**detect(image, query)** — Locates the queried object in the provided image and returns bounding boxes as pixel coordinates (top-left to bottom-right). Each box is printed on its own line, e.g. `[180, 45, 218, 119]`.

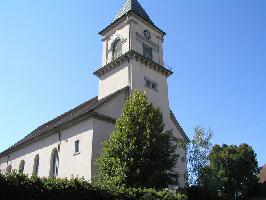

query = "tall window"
[6, 165, 12, 173]
[19, 160, 25, 173]
[143, 44, 152, 60]
[50, 148, 59, 178]
[32, 154, 39, 176]
[112, 39, 122, 60]
[75, 140, 80, 154]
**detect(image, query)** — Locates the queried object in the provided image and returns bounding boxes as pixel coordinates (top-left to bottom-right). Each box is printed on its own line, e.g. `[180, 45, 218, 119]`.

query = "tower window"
[144, 77, 158, 91]
[143, 44, 153, 60]
[74, 140, 80, 154]
[112, 39, 122, 60]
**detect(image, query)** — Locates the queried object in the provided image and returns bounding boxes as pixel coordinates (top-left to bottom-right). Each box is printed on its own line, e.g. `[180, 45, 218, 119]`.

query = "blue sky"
[0, 0, 265, 166]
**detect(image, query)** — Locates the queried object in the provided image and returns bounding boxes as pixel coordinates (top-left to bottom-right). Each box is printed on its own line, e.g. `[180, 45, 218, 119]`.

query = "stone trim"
[93, 50, 173, 78]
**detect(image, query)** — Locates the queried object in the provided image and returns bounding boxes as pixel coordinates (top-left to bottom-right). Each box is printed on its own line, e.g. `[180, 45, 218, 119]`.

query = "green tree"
[202, 144, 259, 200]
[96, 90, 179, 189]
[187, 127, 213, 185]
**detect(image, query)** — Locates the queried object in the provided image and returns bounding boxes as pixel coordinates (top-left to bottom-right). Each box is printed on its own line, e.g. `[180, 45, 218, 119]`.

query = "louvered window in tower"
[143, 44, 152, 60]
[112, 39, 122, 60]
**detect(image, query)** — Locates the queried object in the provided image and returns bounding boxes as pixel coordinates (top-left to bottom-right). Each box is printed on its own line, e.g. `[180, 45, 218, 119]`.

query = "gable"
[95, 88, 129, 119]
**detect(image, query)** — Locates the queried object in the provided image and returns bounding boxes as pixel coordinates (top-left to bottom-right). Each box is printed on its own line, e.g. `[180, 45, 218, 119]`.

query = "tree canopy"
[201, 144, 259, 200]
[187, 127, 213, 185]
[96, 90, 179, 189]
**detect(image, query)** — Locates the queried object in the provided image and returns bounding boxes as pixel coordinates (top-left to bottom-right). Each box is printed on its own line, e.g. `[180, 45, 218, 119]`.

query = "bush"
[179, 186, 220, 200]
[247, 182, 266, 199]
[96, 91, 179, 188]
[0, 172, 187, 200]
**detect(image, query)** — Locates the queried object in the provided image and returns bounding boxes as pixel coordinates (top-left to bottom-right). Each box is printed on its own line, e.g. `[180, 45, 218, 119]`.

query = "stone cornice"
[93, 50, 173, 78]
[99, 11, 166, 37]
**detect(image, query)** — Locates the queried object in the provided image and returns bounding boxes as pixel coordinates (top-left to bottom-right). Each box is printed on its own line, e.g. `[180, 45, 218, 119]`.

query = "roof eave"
[93, 50, 173, 78]
[99, 11, 166, 37]
[0, 87, 130, 157]
[170, 110, 190, 142]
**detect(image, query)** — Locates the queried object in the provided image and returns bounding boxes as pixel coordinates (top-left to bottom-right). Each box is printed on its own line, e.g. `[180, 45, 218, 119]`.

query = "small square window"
[74, 140, 80, 154]
[151, 83, 157, 90]
[145, 79, 151, 88]
[144, 77, 158, 92]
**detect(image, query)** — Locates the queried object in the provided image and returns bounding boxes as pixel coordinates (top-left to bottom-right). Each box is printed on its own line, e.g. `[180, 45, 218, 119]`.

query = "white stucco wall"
[96, 89, 128, 119]
[0, 118, 94, 180]
[98, 61, 130, 100]
[170, 118, 188, 188]
[101, 18, 130, 66]
[130, 59, 171, 129]
[130, 16, 164, 66]
[91, 118, 115, 180]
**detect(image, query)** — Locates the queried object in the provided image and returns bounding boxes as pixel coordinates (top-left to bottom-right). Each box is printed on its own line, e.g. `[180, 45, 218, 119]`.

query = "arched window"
[6, 165, 12, 173]
[112, 39, 122, 60]
[19, 160, 25, 173]
[32, 154, 39, 176]
[49, 148, 59, 178]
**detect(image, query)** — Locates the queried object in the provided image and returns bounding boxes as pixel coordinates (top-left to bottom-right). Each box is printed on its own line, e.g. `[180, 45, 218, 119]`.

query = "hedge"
[0, 172, 187, 200]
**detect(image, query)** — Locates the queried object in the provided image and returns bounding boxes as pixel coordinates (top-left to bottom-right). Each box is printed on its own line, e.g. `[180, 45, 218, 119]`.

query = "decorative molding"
[107, 38, 127, 54]
[93, 50, 173, 78]
[136, 32, 159, 52]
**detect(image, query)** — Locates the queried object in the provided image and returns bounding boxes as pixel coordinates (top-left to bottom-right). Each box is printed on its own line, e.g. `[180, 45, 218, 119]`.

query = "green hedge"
[0, 173, 187, 200]
[247, 183, 266, 199]
[179, 186, 221, 200]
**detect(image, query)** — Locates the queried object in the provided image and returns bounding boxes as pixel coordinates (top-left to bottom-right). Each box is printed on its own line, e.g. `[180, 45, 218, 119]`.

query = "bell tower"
[94, 0, 173, 129]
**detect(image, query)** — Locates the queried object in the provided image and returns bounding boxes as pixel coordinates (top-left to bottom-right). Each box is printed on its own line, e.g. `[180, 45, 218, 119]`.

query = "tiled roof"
[170, 110, 190, 142]
[114, 0, 154, 25]
[0, 87, 129, 157]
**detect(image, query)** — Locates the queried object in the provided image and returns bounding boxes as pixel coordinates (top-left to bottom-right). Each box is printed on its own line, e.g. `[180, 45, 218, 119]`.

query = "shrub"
[247, 182, 266, 199]
[0, 172, 187, 200]
[179, 186, 220, 200]
[96, 91, 179, 188]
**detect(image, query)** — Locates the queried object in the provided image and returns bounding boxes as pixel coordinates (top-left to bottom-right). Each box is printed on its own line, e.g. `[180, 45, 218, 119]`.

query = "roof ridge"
[114, 0, 154, 25]
[32, 97, 98, 134]
[0, 87, 129, 156]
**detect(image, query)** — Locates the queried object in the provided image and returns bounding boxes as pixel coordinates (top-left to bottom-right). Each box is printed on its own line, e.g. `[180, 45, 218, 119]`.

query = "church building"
[0, 0, 189, 187]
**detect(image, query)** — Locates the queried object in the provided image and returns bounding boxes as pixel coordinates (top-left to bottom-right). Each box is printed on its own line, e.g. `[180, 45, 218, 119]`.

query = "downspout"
[57, 130, 61, 152]
[57, 130, 61, 177]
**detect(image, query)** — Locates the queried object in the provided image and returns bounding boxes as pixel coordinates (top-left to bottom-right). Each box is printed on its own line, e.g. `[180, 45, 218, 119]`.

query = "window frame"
[19, 160, 25, 173]
[112, 38, 122, 60]
[74, 140, 80, 154]
[50, 148, 59, 178]
[143, 44, 153, 61]
[32, 154, 40, 176]
[144, 77, 158, 92]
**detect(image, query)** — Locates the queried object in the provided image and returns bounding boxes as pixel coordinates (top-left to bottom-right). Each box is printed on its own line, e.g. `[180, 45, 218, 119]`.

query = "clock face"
[143, 30, 151, 40]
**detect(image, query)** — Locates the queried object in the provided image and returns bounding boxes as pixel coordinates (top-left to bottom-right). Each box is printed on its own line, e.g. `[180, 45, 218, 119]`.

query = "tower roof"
[114, 0, 154, 25]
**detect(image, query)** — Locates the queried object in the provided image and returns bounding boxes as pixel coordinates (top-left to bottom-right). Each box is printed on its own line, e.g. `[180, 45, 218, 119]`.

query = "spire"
[114, 0, 154, 25]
